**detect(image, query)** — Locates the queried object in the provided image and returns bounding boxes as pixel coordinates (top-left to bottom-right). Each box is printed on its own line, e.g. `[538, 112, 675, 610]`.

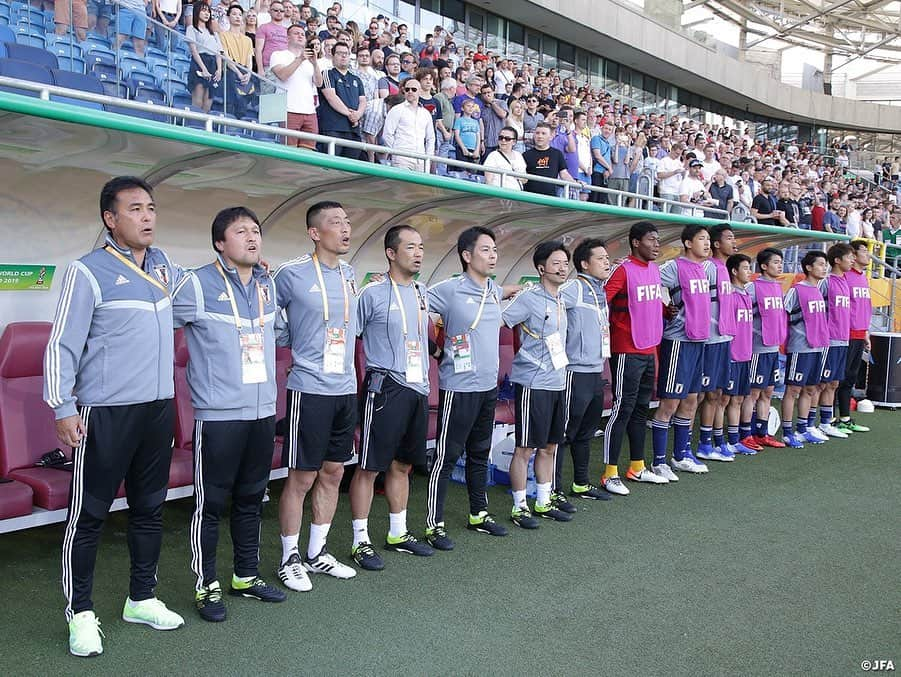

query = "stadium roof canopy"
[684, 0, 901, 65]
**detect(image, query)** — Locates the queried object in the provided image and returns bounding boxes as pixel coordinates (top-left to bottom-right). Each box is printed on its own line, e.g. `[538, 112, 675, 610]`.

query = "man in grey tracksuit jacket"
[172, 206, 285, 621]
[43, 176, 185, 657]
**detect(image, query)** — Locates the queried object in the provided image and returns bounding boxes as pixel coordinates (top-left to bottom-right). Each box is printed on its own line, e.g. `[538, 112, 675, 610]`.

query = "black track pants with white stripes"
[555, 370, 606, 490]
[426, 388, 497, 529]
[62, 399, 174, 621]
[603, 353, 656, 468]
[190, 417, 275, 590]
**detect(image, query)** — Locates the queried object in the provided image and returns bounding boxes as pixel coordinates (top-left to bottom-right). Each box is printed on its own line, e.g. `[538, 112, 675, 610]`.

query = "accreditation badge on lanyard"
[216, 262, 268, 385]
[323, 327, 347, 374]
[393, 278, 425, 384]
[544, 294, 568, 370]
[450, 333, 472, 373]
[405, 340, 424, 383]
[240, 332, 267, 384]
[314, 254, 350, 375]
[581, 276, 611, 359]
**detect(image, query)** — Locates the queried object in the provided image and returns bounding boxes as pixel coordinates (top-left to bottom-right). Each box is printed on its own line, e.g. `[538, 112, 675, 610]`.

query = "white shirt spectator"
[493, 67, 514, 95]
[679, 175, 707, 217]
[383, 100, 436, 170]
[657, 155, 683, 195]
[269, 50, 318, 114]
[701, 159, 721, 182]
[846, 208, 862, 238]
[484, 148, 526, 190]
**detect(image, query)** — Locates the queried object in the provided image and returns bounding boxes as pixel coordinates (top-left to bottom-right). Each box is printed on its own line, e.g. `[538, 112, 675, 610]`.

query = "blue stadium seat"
[5, 42, 57, 69]
[119, 55, 147, 77]
[145, 46, 167, 60]
[0, 42, 5, 58]
[104, 102, 168, 123]
[0, 57, 52, 96]
[133, 85, 166, 106]
[181, 106, 207, 129]
[14, 15, 43, 31]
[0, 24, 13, 44]
[49, 39, 83, 59]
[99, 79, 127, 98]
[55, 55, 85, 73]
[90, 61, 117, 81]
[0, 6, 10, 25]
[82, 34, 111, 51]
[172, 55, 191, 75]
[13, 31, 44, 48]
[159, 77, 188, 99]
[84, 47, 115, 67]
[126, 70, 155, 95]
[143, 54, 168, 76]
[170, 91, 193, 110]
[49, 68, 103, 109]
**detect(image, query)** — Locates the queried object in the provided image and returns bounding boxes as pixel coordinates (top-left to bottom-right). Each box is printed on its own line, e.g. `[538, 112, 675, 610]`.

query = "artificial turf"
[1, 410, 898, 676]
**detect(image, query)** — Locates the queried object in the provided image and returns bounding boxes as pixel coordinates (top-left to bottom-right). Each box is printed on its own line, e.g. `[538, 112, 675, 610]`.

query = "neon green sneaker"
[68, 610, 104, 657]
[121, 597, 185, 630]
[836, 419, 870, 433]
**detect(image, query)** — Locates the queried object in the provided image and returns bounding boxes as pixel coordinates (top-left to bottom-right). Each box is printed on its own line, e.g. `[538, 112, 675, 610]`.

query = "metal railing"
[0, 76, 734, 217]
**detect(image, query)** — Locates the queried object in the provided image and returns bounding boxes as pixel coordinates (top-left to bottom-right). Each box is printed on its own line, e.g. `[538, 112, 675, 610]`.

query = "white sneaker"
[68, 610, 104, 657]
[670, 456, 709, 474]
[818, 423, 848, 439]
[277, 552, 313, 592]
[806, 426, 829, 442]
[626, 467, 668, 484]
[602, 476, 630, 496]
[121, 597, 185, 630]
[303, 548, 357, 579]
[651, 463, 679, 482]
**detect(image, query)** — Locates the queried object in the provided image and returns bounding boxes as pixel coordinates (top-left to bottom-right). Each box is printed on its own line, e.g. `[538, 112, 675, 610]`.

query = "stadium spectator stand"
[0, 0, 897, 242]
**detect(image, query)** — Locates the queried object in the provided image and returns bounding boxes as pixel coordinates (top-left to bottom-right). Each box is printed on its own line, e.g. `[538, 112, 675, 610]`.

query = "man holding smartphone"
[270, 24, 324, 150]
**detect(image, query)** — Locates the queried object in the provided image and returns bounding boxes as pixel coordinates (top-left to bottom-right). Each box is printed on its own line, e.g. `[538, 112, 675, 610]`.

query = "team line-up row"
[42, 176, 875, 657]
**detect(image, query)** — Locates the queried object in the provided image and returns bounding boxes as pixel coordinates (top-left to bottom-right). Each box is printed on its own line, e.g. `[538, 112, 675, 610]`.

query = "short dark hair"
[100, 175, 154, 229]
[306, 200, 343, 229]
[680, 224, 708, 248]
[533, 240, 570, 270]
[534, 121, 553, 132]
[827, 242, 854, 266]
[628, 221, 658, 251]
[726, 253, 752, 279]
[573, 237, 606, 274]
[227, 3, 243, 14]
[499, 125, 518, 140]
[849, 239, 869, 253]
[709, 223, 733, 247]
[212, 206, 261, 251]
[756, 247, 783, 268]
[801, 250, 827, 274]
[385, 224, 419, 253]
[331, 42, 350, 55]
[457, 226, 495, 271]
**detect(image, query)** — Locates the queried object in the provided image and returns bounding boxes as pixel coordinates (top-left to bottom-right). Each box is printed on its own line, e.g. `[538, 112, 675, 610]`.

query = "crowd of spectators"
[170, 0, 901, 261]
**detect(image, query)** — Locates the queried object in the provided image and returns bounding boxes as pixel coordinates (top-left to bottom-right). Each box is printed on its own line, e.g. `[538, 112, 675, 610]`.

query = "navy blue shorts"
[749, 351, 781, 389]
[786, 351, 823, 387]
[724, 361, 751, 396]
[657, 338, 704, 399]
[700, 341, 731, 392]
[819, 345, 848, 383]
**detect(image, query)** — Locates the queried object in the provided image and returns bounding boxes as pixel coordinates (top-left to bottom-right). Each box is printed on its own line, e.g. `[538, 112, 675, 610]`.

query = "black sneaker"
[385, 532, 434, 556]
[195, 582, 226, 622]
[351, 542, 385, 571]
[510, 506, 539, 529]
[550, 489, 577, 513]
[467, 512, 508, 536]
[424, 525, 455, 551]
[533, 502, 573, 522]
[229, 576, 287, 603]
[570, 483, 611, 501]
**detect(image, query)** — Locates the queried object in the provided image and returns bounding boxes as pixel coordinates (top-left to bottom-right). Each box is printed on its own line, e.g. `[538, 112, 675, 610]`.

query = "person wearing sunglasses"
[254, 0, 291, 80]
[483, 126, 526, 191]
[383, 79, 435, 172]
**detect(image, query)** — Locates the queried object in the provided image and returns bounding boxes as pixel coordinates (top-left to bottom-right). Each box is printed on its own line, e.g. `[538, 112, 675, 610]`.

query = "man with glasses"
[317, 42, 367, 159]
[523, 96, 544, 150]
[271, 23, 323, 150]
[399, 55, 417, 82]
[255, 1, 290, 82]
[452, 76, 484, 119]
[383, 78, 435, 172]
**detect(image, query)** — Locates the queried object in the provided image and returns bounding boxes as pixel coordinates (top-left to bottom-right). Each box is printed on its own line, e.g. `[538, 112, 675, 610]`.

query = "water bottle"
[525, 455, 537, 499]
[451, 454, 467, 484]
